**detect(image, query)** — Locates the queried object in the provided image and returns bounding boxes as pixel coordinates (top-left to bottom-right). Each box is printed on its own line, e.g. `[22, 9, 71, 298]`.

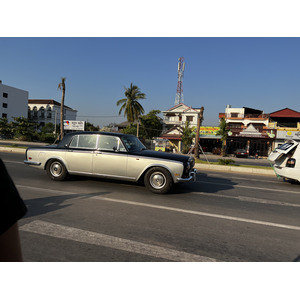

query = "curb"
[195, 163, 274, 176]
[0, 147, 26, 153]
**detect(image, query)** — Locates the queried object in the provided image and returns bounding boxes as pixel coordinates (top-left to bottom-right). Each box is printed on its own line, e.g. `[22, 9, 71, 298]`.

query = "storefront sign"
[199, 126, 219, 135]
[276, 130, 300, 140]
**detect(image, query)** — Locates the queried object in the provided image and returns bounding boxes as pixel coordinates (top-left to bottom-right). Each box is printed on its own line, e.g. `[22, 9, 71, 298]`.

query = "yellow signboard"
[199, 126, 219, 135]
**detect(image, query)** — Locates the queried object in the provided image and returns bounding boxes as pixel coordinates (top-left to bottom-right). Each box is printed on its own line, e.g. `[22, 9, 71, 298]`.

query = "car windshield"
[121, 135, 147, 151]
[277, 142, 295, 151]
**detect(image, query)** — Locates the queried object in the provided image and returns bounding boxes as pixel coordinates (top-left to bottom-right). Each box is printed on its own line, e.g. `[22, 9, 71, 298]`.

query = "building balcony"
[226, 113, 269, 120]
[163, 118, 183, 126]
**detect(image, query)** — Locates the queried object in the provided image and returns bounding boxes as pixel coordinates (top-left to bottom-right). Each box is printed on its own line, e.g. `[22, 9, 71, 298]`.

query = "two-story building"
[219, 105, 275, 156]
[162, 103, 201, 130]
[268, 108, 300, 148]
[160, 104, 203, 152]
[28, 99, 77, 128]
[0, 80, 28, 121]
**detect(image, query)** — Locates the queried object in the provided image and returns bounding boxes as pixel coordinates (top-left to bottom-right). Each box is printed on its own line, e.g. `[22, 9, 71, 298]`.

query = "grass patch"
[0, 144, 27, 149]
[195, 159, 272, 170]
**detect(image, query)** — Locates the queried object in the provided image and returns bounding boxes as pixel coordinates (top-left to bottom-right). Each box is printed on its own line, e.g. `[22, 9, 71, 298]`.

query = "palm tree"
[117, 83, 146, 137]
[216, 117, 229, 156]
[58, 77, 66, 140]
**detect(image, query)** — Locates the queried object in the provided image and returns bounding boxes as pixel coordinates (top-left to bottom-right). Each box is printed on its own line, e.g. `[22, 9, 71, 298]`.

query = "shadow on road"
[292, 255, 300, 262]
[24, 191, 111, 218]
[171, 171, 237, 195]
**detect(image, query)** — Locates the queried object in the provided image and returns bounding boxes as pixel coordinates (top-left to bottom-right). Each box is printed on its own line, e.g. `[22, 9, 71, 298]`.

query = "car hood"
[129, 149, 191, 164]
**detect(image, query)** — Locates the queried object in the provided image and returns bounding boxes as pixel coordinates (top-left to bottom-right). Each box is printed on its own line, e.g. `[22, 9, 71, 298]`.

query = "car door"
[268, 140, 299, 163]
[92, 135, 129, 179]
[65, 134, 98, 174]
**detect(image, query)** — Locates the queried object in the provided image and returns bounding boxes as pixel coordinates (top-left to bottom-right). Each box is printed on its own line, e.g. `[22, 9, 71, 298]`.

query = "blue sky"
[1, 37, 300, 127]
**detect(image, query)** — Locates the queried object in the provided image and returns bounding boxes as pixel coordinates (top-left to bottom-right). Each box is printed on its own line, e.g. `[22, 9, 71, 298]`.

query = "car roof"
[57, 131, 135, 147]
[64, 131, 133, 137]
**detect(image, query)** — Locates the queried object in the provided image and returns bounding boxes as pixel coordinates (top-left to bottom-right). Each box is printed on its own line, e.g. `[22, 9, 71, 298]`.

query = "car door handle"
[94, 151, 102, 154]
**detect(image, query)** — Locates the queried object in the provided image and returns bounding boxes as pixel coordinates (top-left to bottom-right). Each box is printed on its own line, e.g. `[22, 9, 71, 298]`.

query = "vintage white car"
[268, 139, 300, 182]
[24, 132, 196, 194]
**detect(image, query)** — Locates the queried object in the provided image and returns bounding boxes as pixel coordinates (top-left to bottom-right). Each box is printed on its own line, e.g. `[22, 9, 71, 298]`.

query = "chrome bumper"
[177, 168, 197, 183]
[24, 160, 41, 166]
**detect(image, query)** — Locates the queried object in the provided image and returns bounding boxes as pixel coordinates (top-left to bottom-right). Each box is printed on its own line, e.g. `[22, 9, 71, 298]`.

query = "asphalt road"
[2, 152, 300, 262]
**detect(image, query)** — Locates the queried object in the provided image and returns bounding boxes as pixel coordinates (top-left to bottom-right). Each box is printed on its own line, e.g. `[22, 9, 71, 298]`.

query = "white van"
[268, 140, 300, 182]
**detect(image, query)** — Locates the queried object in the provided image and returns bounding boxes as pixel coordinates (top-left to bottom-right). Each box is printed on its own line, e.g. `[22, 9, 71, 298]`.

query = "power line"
[77, 115, 123, 118]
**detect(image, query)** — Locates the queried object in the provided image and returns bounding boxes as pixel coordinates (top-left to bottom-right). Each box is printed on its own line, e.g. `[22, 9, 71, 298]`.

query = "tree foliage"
[120, 110, 163, 139]
[216, 117, 229, 156]
[85, 122, 100, 131]
[116, 83, 146, 127]
[180, 121, 195, 154]
[121, 124, 139, 135]
[0, 118, 13, 138]
[11, 117, 37, 141]
[140, 110, 162, 139]
[38, 122, 56, 143]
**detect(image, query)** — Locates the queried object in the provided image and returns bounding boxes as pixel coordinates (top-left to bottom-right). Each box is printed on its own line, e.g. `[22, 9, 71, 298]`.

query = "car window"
[98, 136, 126, 152]
[69, 135, 97, 149]
[121, 135, 146, 151]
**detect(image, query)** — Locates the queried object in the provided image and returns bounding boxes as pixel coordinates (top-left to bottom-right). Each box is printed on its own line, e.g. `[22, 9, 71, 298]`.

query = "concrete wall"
[0, 82, 28, 122]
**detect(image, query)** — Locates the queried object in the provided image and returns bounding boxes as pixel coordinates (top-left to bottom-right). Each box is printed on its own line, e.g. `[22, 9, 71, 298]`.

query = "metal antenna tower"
[175, 57, 185, 105]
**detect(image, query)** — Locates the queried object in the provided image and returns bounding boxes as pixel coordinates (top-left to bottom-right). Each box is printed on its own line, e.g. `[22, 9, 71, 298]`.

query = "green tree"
[216, 117, 229, 156]
[121, 124, 139, 136]
[116, 83, 146, 137]
[0, 118, 13, 138]
[85, 122, 100, 131]
[180, 121, 195, 154]
[39, 122, 56, 143]
[58, 77, 66, 140]
[11, 117, 37, 141]
[140, 110, 163, 139]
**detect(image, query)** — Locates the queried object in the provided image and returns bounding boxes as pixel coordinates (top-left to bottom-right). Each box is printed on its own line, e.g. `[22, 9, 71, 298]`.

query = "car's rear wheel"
[144, 167, 173, 194]
[46, 159, 68, 181]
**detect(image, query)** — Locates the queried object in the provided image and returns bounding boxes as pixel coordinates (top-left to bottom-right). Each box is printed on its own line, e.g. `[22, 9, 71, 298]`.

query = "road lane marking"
[191, 192, 300, 208]
[196, 180, 300, 194]
[20, 220, 217, 262]
[17, 185, 300, 231]
[203, 175, 279, 184]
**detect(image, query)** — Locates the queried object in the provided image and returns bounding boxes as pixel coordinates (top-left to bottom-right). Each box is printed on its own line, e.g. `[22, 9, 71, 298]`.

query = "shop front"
[227, 125, 276, 157]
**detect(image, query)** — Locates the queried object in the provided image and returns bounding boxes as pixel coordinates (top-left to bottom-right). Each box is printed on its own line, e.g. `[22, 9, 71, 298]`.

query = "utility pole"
[194, 106, 204, 160]
[58, 77, 66, 140]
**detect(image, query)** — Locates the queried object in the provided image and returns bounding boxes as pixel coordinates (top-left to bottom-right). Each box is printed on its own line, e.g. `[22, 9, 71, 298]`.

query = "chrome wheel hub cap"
[150, 172, 166, 189]
[51, 162, 62, 177]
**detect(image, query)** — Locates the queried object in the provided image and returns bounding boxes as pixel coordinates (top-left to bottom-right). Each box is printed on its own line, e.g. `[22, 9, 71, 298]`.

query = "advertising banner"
[276, 130, 300, 140]
[199, 126, 219, 135]
[64, 120, 85, 131]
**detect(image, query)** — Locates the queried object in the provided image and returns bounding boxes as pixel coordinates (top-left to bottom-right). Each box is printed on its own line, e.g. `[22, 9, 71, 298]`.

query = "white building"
[162, 103, 202, 130]
[0, 80, 28, 121]
[224, 105, 269, 127]
[28, 99, 77, 126]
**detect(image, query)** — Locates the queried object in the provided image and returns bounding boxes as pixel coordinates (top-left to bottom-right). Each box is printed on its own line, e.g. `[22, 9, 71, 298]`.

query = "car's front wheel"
[46, 159, 68, 181]
[144, 167, 173, 194]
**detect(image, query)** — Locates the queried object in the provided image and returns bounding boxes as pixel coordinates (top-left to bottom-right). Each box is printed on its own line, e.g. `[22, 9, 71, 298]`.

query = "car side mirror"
[64, 144, 69, 148]
[113, 146, 118, 152]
